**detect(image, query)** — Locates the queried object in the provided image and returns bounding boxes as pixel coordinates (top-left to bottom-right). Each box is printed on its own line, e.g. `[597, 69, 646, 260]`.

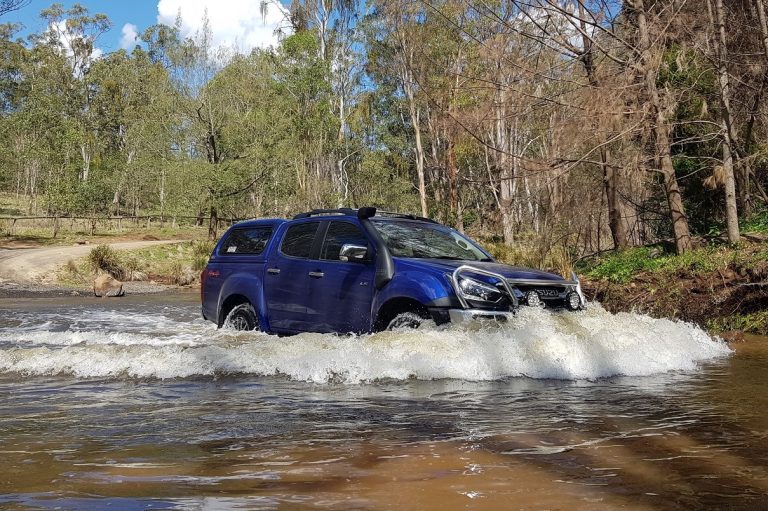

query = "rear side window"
[220, 227, 273, 255]
[280, 222, 319, 259]
[321, 221, 368, 261]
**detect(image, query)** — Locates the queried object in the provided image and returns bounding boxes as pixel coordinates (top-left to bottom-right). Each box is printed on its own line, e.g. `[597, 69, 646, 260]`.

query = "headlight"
[457, 276, 503, 303]
[571, 272, 586, 309]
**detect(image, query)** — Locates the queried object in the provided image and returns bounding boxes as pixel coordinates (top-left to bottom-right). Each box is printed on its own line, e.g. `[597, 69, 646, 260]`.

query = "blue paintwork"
[201, 213, 573, 334]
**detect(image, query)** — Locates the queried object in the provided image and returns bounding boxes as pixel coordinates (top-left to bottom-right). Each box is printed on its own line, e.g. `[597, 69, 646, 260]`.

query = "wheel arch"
[216, 273, 266, 328]
[218, 294, 252, 327]
[374, 297, 429, 332]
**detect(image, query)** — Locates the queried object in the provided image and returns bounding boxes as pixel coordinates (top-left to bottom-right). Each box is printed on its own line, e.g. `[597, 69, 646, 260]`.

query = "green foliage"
[581, 245, 768, 284]
[581, 248, 660, 283]
[191, 240, 214, 271]
[3, 0, 768, 268]
[741, 209, 768, 233]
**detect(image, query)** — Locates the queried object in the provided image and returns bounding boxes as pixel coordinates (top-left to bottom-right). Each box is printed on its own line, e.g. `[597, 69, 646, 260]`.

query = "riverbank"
[0, 239, 196, 298]
[3, 230, 766, 336]
[580, 240, 768, 336]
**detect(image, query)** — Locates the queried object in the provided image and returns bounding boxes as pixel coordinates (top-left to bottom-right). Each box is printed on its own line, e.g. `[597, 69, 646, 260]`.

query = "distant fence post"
[52, 216, 60, 238]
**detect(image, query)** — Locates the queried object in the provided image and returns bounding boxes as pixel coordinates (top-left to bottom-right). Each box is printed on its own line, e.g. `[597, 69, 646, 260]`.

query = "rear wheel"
[223, 303, 259, 331]
[387, 312, 427, 331]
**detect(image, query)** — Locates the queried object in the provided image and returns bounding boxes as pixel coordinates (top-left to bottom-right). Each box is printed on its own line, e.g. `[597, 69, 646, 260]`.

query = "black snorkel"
[357, 207, 395, 290]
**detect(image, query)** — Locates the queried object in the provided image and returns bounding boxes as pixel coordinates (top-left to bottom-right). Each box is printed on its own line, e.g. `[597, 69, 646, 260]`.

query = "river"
[0, 294, 766, 510]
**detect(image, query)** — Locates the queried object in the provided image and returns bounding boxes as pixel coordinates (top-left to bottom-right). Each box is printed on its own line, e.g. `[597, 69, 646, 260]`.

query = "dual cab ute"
[201, 207, 585, 334]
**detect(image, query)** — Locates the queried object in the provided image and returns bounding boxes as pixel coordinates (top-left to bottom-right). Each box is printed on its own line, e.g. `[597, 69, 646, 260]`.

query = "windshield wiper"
[431, 256, 465, 260]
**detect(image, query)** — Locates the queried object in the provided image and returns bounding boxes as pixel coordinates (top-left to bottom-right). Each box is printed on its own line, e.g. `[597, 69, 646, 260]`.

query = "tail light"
[200, 266, 208, 302]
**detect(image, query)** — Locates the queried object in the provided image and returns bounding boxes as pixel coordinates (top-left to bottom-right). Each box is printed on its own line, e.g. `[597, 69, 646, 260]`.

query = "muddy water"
[0, 294, 766, 510]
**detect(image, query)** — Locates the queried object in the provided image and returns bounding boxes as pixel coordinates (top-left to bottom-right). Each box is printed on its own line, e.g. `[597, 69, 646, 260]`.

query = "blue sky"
[5, 0, 290, 53]
[8, 1, 157, 51]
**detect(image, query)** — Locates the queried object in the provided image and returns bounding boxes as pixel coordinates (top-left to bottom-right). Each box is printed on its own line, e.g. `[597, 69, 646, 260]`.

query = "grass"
[485, 241, 574, 278]
[0, 192, 212, 246]
[114, 240, 214, 283]
[0, 223, 210, 246]
[707, 311, 768, 336]
[741, 208, 768, 234]
[579, 244, 768, 284]
[0, 192, 29, 216]
[59, 240, 215, 286]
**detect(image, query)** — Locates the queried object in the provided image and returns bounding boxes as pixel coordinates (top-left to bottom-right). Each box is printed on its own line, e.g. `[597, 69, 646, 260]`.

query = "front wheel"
[223, 303, 259, 331]
[387, 312, 427, 331]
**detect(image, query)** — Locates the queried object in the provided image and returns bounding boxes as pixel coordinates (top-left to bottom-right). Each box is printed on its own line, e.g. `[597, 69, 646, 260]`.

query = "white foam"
[0, 305, 731, 383]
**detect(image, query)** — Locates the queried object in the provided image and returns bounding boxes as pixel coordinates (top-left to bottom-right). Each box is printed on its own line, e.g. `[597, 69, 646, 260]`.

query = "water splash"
[0, 305, 730, 383]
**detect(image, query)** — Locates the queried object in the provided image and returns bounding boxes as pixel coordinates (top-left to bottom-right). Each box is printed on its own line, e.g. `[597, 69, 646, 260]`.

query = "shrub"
[88, 244, 126, 280]
[169, 261, 184, 284]
[191, 240, 214, 272]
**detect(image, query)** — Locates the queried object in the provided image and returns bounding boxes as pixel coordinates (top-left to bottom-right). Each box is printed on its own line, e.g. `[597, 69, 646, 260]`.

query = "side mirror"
[339, 244, 368, 262]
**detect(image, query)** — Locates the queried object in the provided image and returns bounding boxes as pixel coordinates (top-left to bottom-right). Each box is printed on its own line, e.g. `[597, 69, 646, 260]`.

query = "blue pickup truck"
[201, 207, 585, 334]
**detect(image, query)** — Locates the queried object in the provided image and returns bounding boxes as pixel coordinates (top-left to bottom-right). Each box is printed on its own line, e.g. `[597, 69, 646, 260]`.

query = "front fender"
[372, 270, 458, 316]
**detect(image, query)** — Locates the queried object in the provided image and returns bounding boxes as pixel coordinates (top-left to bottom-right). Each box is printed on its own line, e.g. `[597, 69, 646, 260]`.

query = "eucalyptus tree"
[88, 48, 179, 216]
[367, 0, 432, 218]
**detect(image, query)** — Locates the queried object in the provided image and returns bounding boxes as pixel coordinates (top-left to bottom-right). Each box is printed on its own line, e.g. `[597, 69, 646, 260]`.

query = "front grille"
[513, 284, 569, 300]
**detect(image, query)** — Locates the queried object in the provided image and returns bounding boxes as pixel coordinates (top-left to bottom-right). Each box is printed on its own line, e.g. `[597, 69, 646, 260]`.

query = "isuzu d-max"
[201, 207, 585, 333]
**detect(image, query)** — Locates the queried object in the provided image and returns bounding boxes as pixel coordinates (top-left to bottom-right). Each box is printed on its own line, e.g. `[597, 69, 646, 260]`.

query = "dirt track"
[0, 240, 184, 285]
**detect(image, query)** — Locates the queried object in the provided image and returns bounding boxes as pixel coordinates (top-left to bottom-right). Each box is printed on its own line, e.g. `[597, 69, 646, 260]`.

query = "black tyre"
[386, 312, 427, 331]
[223, 303, 259, 331]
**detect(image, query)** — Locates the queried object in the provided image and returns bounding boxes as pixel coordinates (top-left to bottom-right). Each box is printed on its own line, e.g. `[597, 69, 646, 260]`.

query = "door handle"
[267, 268, 281, 275]
[308, 271, 325, 278]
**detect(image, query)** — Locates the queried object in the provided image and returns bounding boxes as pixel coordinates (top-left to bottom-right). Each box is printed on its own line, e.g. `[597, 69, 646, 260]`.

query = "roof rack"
[292, 207, 438, 223]
[292, 208, 357, 219]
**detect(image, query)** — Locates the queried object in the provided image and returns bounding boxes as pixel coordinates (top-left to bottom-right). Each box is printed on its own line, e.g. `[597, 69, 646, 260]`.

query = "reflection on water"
[0, 294, 766, 510]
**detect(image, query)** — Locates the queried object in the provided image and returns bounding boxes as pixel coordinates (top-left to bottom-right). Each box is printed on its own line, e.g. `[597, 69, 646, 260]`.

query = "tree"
[0, 0, 29, 18]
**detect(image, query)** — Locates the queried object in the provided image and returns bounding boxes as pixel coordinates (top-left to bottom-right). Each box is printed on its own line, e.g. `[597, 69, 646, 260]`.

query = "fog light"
[566, 291, 581, 311]
[525, 291, 543, 307]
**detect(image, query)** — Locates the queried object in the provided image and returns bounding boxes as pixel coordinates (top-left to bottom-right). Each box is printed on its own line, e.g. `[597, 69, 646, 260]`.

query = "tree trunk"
[603, 149, 628, 249]
[80, 144, 90, 182]
[634, 0, 692, 253]
[495, 72, 515, 244]
[446, 137, 459, 228]
[396, 33, 429, 218]
[413, 109, 428, 218]
[208, 206, 218, 240]
[578, 1, 627, 249]
[712, 0, 740, 242]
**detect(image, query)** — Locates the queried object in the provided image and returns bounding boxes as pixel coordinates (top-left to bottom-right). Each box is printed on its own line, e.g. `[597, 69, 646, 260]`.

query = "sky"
[5, 0, 290, 54]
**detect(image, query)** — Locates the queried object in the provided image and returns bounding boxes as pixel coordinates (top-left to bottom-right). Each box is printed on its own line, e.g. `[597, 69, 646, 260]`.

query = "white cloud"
[120, 23, 139, 50]
[156, 0, 291, 54]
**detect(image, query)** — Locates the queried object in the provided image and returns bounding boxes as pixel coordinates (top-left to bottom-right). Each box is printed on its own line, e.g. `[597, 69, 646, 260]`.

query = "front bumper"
[448, 308, 514, 324]
[445, 265, 586, 323]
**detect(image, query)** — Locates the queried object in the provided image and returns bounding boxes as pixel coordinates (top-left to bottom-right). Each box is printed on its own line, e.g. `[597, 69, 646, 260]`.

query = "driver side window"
[321, 221, 369, 261]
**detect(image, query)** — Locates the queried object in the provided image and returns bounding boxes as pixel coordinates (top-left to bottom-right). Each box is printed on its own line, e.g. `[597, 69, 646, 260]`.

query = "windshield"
[372, 220, 491, 261]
